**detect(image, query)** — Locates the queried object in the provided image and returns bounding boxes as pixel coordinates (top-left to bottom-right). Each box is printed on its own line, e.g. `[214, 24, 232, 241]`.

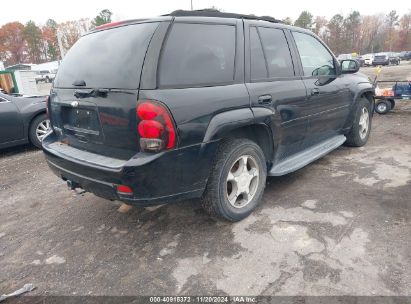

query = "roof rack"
[165, 9, 282, 23]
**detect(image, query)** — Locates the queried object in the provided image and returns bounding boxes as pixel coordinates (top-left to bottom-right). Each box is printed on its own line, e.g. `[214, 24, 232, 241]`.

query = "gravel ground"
[0, 63, 410, 297]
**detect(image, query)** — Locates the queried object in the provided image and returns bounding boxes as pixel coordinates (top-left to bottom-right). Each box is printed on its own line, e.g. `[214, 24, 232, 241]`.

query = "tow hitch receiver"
[66, 180, 78, 190]
[66, 180, 86, 195]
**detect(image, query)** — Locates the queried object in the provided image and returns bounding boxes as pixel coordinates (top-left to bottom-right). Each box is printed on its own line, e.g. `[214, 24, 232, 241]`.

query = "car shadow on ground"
[103, 168, 305, 227]
[0, 144, 38, 158]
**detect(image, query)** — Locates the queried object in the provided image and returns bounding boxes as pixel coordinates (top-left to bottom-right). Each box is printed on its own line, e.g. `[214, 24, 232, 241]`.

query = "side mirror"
[341, 59, 360, 74]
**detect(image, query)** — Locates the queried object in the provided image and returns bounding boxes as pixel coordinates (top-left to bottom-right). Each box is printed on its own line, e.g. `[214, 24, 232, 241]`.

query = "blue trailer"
[374, 80, 411, 114]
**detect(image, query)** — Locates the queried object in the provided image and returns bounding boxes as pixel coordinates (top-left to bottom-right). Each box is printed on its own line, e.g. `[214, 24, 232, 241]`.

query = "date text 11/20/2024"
[149, 296, 257, 303]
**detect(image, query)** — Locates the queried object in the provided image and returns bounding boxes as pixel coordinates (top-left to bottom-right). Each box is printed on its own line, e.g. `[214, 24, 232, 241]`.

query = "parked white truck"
[35, 70, 57, 84]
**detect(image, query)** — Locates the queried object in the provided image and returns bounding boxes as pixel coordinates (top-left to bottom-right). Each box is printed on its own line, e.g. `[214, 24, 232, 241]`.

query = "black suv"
[372, 53, 400, 66]
[43, 10, 374, 221]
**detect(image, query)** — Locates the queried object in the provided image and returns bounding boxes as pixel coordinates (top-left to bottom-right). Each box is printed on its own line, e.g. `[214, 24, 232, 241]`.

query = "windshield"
[54, 22, 159, 89]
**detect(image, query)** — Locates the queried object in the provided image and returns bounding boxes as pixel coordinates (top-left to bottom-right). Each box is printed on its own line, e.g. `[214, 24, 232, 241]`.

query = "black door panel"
[245, 23, 309, 163]
[291, 31, 351, 145]
[247, 80, 308, 161]
[303, 76, 350, 144]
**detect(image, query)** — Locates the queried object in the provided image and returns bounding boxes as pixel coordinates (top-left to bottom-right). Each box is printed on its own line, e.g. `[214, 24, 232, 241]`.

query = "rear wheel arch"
[202, 108, 275, 167]
[28, 111, 48, 147]
[28, 110, 47, 130]
[214, 124, 274, 167]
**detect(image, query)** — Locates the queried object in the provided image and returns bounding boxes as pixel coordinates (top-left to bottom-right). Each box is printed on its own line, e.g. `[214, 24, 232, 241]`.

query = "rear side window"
[159, 23, 236, 87]
[258, 27, 294, 78]
[54, 22, 159, 89]
[250, 27, 268, 80]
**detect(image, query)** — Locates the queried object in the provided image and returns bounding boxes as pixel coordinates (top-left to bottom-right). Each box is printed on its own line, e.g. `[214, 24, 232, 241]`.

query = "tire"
[29, 114, 50, 148]
[345, 98, 372, 147]
[375, 100, 391, 115]
[201, 138, 267, 222]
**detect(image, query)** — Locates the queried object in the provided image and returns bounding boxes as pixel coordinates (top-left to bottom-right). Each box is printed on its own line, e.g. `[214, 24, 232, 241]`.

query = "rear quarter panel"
[139, 84, 251, 147]
[12, 96, 47, 137]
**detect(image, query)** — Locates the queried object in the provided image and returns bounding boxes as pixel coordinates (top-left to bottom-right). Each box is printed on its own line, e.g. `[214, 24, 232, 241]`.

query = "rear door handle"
[258, 94, 272, 105]
[311, 88, 320, 96]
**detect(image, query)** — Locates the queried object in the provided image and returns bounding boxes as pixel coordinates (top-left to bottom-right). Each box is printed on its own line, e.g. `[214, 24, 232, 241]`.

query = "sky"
[1, 0, 410, 26]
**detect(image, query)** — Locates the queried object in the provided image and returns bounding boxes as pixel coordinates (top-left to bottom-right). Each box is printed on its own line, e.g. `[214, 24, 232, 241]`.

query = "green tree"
[385, 10, 399, 51]
[294, 11, 313, 29]
[327, 14, 344, 54]
[343, 11, 361, 52]
[23, 21, 43, 63]
[91, 9, 113, 27]
[282, 17, 293, 25]
[42, 19, 59, 61]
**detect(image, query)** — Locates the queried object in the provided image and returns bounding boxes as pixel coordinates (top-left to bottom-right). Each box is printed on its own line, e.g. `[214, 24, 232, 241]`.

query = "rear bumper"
[42, 132, 218, 206]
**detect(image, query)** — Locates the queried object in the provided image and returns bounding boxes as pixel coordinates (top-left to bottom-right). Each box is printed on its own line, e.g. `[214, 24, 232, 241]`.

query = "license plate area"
[61, 107, 102, 142]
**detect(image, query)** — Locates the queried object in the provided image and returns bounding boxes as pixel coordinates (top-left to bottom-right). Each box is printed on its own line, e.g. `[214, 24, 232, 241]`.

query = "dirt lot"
[1, 63, 411, 297]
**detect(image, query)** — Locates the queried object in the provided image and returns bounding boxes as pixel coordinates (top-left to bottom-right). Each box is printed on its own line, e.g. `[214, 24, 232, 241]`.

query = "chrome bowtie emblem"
[71, 101, 79, 108]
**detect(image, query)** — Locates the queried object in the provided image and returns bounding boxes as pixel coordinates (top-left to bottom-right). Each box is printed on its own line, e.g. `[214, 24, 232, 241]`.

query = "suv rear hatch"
[50, 21, 160, 159]
[374, 55, 387, 61]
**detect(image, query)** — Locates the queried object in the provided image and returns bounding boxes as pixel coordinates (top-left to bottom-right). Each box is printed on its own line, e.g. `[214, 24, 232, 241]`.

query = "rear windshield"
[54, 22, 159, 89]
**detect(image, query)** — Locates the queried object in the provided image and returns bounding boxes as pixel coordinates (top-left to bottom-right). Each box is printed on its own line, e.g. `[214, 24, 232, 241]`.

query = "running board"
[269, 135, 346, 176]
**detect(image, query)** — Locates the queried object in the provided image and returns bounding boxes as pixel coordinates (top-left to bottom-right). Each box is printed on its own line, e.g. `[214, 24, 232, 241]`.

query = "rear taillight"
[45, 96, 50, 118]
[136, 100, 176, 152]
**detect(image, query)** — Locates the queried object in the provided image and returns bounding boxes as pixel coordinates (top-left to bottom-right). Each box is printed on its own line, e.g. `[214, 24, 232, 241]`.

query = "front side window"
[292, 32, 336, 77]
[159, 23, 236, 87]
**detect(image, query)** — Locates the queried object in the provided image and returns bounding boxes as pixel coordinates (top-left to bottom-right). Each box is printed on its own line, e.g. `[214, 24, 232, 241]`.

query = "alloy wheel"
[36, 119, 51, 142]
[226, 155, 260, 208]
[358, 107, 369, 139]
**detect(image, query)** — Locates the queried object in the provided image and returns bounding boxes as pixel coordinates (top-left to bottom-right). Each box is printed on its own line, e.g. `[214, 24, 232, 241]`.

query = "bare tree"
[313, 16, 328, 40]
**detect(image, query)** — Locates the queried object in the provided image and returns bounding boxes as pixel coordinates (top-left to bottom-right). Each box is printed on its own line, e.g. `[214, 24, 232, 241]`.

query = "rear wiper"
[72, 80, 86, 86]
